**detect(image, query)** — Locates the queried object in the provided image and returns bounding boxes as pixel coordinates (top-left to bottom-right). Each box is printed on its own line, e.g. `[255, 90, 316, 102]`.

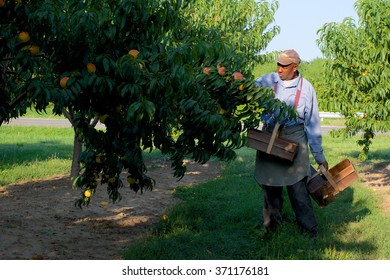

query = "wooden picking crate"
[307, 159, 359, 207]
[246, 127, 298, 162]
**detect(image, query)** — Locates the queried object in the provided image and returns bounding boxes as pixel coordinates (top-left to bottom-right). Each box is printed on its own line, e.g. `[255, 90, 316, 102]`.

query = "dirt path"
[358, 161, 390, 215]
[0, 159, 221, 260]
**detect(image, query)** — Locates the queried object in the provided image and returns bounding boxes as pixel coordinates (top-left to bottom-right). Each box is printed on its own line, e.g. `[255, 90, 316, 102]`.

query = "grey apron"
[254, 124, 311, 186]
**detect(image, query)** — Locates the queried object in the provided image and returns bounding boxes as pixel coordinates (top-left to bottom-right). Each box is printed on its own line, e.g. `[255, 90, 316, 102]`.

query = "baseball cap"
[275, 49, 301, 65]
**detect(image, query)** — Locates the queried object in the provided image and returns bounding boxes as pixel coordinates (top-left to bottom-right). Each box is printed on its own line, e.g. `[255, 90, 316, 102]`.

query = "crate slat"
[247, 129, 298, 162]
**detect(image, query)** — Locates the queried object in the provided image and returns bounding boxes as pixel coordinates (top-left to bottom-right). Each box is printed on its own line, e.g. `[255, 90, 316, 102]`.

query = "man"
[255, 49, 328, 237]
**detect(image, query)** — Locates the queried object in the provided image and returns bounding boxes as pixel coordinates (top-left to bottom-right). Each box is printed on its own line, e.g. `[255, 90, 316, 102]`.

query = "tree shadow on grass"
[0, 142, 73, 185]
[0, 142, 73, 167]
[313, 187, 375, 257]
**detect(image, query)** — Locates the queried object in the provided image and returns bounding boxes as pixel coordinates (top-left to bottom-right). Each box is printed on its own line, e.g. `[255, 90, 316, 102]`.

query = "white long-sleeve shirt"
[255, 71, 326, 164]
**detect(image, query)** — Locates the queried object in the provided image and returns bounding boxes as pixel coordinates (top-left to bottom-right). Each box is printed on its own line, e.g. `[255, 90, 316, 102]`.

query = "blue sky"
[265, 0, 358, 61]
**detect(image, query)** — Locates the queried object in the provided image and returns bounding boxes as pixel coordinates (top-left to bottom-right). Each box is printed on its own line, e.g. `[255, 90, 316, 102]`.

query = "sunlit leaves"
[180, 0, 280, 71]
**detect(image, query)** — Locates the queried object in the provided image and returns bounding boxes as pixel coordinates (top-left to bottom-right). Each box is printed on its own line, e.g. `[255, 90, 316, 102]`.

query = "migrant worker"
[254, 49, 328, 238]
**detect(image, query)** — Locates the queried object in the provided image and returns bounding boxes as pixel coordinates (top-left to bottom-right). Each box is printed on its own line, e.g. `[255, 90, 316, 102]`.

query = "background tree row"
[317, 0, 390, 160]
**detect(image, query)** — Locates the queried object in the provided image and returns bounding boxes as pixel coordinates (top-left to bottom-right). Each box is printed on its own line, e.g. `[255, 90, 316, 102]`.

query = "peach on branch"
[87, 63, 96, 73]
[60, 77, 69, 88]
[128, 49, 139, 59]
[28, 45, 39, 55]
[203, 67, 211, 75]
[19, 31, 30, 43]
[84, 190, 92, 198]
[218, 67, 226, 76]
[232, 72, 243, 80]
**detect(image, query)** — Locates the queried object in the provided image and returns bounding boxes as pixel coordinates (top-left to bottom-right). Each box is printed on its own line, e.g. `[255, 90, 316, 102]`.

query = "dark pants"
[262, 178, 318, 234]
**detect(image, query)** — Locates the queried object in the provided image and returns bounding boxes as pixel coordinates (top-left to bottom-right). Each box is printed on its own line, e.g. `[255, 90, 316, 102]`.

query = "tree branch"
[62, 108, 74, 126]
[1, 56, 16, 61]
[0, 91, 28, 126]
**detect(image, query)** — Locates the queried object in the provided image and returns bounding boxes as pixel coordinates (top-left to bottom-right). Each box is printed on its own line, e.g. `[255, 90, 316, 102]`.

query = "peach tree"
[317, 0, 390, 160]
[0, 0, 293, 206]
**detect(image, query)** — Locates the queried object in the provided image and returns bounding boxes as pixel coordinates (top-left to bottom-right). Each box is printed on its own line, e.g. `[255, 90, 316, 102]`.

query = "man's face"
[277, 63, 298, 81]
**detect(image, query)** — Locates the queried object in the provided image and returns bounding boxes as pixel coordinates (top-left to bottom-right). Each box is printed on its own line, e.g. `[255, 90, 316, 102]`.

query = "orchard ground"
[0, 159, 221, 260]
[0, 158, 389, 260]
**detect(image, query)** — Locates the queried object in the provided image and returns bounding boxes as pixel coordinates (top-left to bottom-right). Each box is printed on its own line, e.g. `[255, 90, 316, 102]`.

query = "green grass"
[320, 118, 345, 126]
[0, 126, 74, 185]
[122, 134, 390, 260]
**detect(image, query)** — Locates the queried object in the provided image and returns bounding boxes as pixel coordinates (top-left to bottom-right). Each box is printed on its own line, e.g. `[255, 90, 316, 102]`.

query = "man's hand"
[319, 161, 329, 170]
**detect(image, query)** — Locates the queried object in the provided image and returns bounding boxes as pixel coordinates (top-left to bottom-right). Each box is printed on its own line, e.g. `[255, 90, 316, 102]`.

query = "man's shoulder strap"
[273, 77, 303, 109]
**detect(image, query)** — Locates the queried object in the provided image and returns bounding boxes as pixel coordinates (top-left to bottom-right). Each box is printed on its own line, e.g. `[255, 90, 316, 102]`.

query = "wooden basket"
[307, 159, 359, 207]
[246, 124, 298, 162]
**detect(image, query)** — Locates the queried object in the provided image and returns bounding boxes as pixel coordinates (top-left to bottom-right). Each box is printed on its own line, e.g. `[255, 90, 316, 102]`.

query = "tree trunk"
[62, 108, 99, 178]
[71, 135, 82, 178]
[62, 108, 82, 178]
